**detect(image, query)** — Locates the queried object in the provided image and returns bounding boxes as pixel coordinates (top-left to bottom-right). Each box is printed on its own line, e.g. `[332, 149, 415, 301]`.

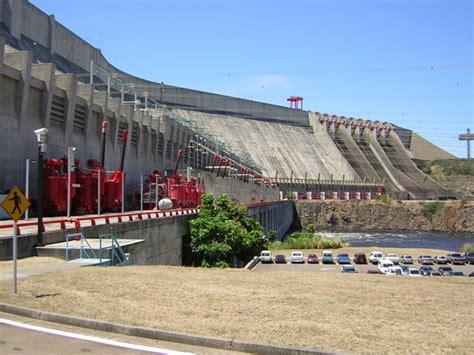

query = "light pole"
[67, 147, 76, 218]
[24, 158, 37, 220]
[34, 128, 48, 246]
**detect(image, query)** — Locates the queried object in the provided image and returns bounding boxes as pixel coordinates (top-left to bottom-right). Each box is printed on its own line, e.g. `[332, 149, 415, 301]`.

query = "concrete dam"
[0, 0, 455, 203]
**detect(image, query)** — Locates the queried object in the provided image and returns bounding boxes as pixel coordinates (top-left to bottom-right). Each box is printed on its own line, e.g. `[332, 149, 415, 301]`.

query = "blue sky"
[32, 0, 473, 157]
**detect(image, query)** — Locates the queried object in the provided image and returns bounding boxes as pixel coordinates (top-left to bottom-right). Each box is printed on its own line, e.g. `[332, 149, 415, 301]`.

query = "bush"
[460, 243, 474, 254]
[268, 225, 350, 250]
[190, 194, 269, 268]
[376, 194, 392, 204]
[420, 202, 444, 217]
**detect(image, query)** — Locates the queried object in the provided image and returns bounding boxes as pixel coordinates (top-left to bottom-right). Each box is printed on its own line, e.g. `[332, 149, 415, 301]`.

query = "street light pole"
[67, 147, 76, 218]
[34, 128, 48, 246]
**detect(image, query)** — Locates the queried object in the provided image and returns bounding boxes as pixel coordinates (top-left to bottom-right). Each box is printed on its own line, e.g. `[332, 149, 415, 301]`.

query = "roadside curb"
[0, 303, 333, 354]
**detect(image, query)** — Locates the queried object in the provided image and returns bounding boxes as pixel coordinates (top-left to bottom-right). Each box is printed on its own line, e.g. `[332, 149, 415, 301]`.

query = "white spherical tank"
[158, 198, 173, 210]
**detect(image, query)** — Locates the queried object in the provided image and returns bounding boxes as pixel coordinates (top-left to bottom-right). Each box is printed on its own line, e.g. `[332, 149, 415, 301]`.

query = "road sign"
[1, 186, 31, 222]
[459, 134, 474, 141]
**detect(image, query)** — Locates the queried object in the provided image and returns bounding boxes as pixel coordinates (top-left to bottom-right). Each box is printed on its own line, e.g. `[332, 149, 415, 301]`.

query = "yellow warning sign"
[1, 186, 31, 222]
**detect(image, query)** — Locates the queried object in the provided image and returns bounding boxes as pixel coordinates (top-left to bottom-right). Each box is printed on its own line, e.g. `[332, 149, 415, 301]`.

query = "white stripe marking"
[0, 318, 193, 354]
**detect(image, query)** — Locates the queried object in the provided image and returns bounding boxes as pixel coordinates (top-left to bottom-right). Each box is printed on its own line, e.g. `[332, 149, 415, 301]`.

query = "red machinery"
[103, 130, 128, 212]
[43, 158, 76, 215]
[142, 150, 205, 210]
[74, 159, 106, 214]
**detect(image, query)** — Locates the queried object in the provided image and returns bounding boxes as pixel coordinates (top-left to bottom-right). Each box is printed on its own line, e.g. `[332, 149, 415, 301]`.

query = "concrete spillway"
[173, 109, 358, 180]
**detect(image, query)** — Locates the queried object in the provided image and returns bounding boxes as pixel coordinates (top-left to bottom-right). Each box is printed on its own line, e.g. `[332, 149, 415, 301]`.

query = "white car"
[386, 253, 400, 265]
[260, 250, 273, 263]
[369, 251, 384, 265]
[401, 255, 414, 264]
[407, 268, 421, 277]
[386, 266, 403, 276]
[290, 251, 305, 264]
[378, 260, 394, 274]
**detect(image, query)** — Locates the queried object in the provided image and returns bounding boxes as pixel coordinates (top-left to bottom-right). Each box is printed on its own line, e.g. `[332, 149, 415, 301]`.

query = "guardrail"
[0, 208, 199, 236]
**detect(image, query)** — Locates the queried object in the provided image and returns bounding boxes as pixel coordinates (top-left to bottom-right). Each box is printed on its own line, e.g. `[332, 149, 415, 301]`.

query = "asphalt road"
[0, 313, 244, 355]
[254, 260, 474, 275]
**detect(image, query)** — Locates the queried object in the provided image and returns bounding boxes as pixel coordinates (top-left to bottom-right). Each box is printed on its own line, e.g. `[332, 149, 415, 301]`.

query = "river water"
[318, 231, 474, 251]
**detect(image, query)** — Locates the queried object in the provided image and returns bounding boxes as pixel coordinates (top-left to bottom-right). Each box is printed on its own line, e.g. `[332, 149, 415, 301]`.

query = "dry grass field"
[0, 257, 64, 273]
[0, 260, 473, 353]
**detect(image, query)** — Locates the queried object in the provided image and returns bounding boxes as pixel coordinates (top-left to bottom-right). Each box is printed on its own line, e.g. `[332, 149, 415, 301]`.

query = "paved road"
[0, 313, 244, 355]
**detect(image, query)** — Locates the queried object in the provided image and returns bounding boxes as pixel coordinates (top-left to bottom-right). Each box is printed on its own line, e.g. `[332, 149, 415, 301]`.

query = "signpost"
[1, 186, 31, 294]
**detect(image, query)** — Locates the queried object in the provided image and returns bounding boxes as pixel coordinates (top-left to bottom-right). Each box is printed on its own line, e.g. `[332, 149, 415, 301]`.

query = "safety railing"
[0, 208, 199, 236]
[98, 233, 130, 266]
[65, 232, 98, 261]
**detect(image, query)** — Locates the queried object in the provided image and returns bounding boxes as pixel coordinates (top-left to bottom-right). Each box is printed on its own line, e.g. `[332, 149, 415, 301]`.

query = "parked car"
[430, 271, 442, 277]
[407, 268, 421, 277]
[468, 271, 474, 277]
[274, 254, 287, 264]
[465, 252, 474, 265]
[419, 266, 434, 276]
[434, 255, 448, 264]
[321, 250, 334, 264]
[401, 255, 413, 264]
[369, 251, 384, 265]
[447, 252, 466, 265]
[438, 266, 453, 276]
[400, 265, 410, 275]
[341, 265, 357, 273]
[418, 255, 434, 265]
[336, 253, 351, 264]
[386, 266, 403, 275]
[378, 260, 394, 274]
[290, 251, 305, 264]
[307, 254, 319, 264]
[260, 250, 273, 263]
[386, 253, 400, 265]
[451, 271, 465, 277]
[367, 269, 380, 274]
[353, 252, 367, 264]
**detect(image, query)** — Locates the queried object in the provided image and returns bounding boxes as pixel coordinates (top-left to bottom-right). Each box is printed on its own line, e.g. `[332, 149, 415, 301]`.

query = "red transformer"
[104, 171, 125, 212]
[43, 158, 77, 215]
[74, 159, 106, 214]
[167, 174, 204, 208]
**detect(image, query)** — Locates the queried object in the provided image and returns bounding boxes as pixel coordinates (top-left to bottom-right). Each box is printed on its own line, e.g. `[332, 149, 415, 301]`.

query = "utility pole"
[459, 128, 473, 159]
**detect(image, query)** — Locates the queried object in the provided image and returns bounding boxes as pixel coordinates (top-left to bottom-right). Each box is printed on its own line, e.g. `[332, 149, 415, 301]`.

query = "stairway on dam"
[172, 109, 357, 180]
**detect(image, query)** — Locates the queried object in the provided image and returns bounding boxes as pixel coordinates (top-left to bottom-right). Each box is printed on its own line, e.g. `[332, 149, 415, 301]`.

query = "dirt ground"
[0, 258, 472, 353]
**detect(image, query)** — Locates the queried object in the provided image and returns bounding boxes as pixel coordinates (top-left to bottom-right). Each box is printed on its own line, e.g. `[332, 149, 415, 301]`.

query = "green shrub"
[269, 224, 350, 250]
[376, 194, 392, 204]
[420, 202, 444, 216]
[190, 194, 268, 268]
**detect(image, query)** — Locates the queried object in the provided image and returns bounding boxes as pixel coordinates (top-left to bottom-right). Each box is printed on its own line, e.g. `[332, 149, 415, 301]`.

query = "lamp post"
[34, 128, 48, 246]
[67, 147, 76, 218]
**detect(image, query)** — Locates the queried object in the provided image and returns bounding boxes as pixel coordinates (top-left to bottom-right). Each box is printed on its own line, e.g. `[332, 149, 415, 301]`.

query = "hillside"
[422, 159, 474, 199]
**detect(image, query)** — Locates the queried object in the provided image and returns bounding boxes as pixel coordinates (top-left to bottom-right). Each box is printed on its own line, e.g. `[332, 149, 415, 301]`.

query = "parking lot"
[253, 251, 474, 276]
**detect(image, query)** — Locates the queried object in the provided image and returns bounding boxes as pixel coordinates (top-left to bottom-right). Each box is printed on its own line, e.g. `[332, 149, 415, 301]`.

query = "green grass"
[420, 201, 444, 216]
[270, 224, 349, 250]
[461, 243, 474, 254]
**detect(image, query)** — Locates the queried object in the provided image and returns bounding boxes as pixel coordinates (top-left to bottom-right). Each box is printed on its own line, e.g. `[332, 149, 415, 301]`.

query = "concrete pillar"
[48, 14, 56, 54]
[1, 0, 23, 40]
[31, 63, 56, 127]
[55, 74, 78, 146]
[0, 36, 5, 76]
[77, 83, 94, 141]
[4, 51, 32, 128]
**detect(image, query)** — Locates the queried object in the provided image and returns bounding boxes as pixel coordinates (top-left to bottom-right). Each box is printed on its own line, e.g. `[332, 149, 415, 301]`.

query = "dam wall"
[0, 0, 309, 126]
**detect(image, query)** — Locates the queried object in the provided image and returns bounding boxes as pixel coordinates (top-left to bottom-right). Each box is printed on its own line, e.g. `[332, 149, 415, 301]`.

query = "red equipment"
[43, 158, 76, 215]
[74, 159, 106, 214]
[103, 130, 128, 212]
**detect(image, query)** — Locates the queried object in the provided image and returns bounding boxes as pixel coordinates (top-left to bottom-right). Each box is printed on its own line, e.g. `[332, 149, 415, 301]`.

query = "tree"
[190, 194, 269, 267]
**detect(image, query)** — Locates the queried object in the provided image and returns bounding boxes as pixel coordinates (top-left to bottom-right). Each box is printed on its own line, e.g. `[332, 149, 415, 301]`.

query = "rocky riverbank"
[295, 200, 474, 233]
